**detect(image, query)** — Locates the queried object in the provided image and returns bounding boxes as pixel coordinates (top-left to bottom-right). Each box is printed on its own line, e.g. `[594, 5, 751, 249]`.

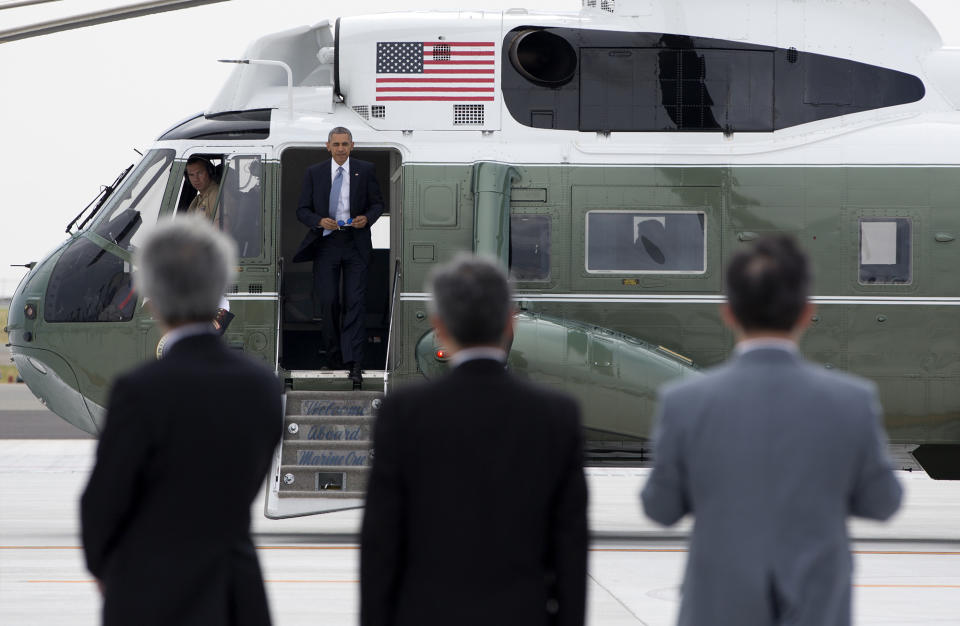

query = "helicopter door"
[142, 152, 276, 369]
[217, 153, 276, 368]
[278, 147, 399, 373]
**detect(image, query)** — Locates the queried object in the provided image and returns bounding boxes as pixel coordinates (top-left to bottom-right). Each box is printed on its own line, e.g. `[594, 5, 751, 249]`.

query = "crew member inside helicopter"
[184, 155, 221, 221]
[180, 155, 232, 335]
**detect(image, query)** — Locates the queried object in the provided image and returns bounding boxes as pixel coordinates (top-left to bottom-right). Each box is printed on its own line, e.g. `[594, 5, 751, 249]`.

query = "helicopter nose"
[6, 253, 101, 435]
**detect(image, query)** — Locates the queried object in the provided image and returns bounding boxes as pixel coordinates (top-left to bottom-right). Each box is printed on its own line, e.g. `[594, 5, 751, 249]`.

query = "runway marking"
[855, 584, 960, 589]
[256, 546, 359, 550]
[264, 579, 359, 583]
[590, 548, 960, 555]
[27, 580, 94, 583]
[25, 579, 359, 584]
[0, 546, 82, 549]
[6, 546, 960, 556]
[23, 580, 958, 589]
[0, 546, 359, 551]
[855, 550, 960, 555]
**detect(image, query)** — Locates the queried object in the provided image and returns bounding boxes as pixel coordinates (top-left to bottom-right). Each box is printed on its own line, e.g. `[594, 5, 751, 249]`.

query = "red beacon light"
[435, 348, 450, 361]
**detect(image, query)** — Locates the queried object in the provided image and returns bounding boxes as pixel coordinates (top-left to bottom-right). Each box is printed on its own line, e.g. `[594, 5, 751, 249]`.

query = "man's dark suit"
[81, 333, 282, 626]
[294, 158, 384, 367]
[360, 358, 588, 626]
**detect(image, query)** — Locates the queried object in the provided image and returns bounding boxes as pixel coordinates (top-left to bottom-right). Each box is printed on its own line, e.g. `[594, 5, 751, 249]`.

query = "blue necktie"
[325, 166, 343, 236]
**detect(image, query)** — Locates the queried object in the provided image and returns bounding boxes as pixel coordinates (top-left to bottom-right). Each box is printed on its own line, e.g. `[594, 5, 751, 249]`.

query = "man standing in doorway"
[293, 127, 384, 386]
[641, 235, 902, 626]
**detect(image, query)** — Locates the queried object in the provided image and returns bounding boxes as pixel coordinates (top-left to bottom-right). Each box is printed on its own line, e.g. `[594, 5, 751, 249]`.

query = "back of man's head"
[725, 235, 810, 332]
[429, 254, 512, 347]
[134, 215, 237, 326]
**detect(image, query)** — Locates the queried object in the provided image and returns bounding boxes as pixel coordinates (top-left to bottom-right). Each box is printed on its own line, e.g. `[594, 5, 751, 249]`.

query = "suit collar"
[317, 160, 332, 194]
[165, 331, 222, 358]
[732, 345, 802, 366]
[163, 323, 216, 352]
[450, 357, 508, 377]
[450, 346, 507, 368]
[733, 338, 799, 356]
[349, 160, 360, 210]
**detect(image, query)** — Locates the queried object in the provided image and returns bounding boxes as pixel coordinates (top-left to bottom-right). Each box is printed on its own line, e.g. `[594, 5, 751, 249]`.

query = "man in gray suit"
[641, 235, 902, 626]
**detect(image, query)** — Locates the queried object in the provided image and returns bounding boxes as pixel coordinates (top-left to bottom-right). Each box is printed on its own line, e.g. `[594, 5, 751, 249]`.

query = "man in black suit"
[294, 126, 385, 386]
[360, 255, 588, 626]
[81, 215, 282, 626]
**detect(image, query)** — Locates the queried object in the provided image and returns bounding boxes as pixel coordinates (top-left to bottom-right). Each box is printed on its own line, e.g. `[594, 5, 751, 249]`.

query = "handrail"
[472, 161, 519, 266]
[275, 256, 284, 375]
[218, 59, 294, 120]
[383, 257, 401, 394]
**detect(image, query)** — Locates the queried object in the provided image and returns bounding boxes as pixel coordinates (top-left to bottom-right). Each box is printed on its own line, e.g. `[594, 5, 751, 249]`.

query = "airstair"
[264, 388, 382, 518]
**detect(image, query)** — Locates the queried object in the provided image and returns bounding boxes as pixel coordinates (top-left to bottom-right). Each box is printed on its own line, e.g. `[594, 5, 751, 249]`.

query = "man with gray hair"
[81, 215, 282, 626]
[293, 126, 384, 386]
[361, 254, 588, 626]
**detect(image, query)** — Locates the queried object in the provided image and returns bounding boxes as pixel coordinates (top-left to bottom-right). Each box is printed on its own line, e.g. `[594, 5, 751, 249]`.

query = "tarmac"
[1, 385, 958, 625]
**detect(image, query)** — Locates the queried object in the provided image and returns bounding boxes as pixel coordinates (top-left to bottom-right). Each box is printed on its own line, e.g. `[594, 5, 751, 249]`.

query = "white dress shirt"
[324, 158, 351, 236]
[158, 322, 216, 358]
[733, 337, 799, 356]
[449, 346, 508, 368]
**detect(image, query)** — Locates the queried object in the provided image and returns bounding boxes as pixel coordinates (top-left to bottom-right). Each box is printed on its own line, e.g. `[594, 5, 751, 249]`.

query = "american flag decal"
[375, 41, 496, 102]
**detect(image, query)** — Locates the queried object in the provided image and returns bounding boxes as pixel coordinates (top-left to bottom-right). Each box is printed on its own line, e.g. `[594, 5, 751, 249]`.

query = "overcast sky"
[0, 0, 956, 297]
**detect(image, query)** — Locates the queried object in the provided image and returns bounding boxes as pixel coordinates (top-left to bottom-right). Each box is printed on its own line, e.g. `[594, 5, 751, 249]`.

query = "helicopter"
[6, 0, 960, 517]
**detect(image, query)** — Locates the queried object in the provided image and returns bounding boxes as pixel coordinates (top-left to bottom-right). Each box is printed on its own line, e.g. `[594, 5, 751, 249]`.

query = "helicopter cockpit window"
[586, 211, 706, 274]
[859, 218, 911, 285]
[91, 149, 175, 250]
[510, 215, 551, 281]
[219, 155, 262, 258]
[45, 237, 135, 323]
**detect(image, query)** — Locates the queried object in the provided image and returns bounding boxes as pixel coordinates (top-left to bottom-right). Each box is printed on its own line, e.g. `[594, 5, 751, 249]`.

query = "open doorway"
[278, 146, 400, 372]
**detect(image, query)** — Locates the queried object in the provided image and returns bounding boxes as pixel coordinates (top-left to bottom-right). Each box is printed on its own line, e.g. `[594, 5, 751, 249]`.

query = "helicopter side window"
[585, 210, 706, 274]
[92, 149, 175, 250]
[859, 218, 911, 285]
[175, 155, 261, 258]
[219, 155, 263, 258]
[176, 155, 223, 215]
[510, 215, 551, 281]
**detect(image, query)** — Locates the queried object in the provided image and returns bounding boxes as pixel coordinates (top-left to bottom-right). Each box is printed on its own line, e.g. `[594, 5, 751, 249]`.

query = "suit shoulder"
[657, 360, 732, 401]
[514, 375, 577, 407]
[113, 357, 167, 390]
[306, 161, 330, 176]
[506, 376, 581, 431]
[800, 359, 876, 396]
[379, 378, 434, 410]
[219, 349, 282, 389]
[352, 158, 375, 172]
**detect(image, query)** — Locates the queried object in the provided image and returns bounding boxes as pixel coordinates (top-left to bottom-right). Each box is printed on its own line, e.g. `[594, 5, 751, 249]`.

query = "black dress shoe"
[348, 362, 363, 388]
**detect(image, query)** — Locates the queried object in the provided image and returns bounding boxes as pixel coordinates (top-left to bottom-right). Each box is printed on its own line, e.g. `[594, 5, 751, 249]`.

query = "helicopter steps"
[264, 389, 381, 518]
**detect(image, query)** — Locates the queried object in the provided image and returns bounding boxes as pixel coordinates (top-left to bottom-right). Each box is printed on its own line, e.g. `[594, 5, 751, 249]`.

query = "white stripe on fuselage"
[400, 293, 960, 306]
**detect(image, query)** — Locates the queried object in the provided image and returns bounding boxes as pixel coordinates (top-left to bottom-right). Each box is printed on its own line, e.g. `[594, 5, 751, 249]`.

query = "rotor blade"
[0, 0, 230, 44]
[0, 1, 62, 12]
